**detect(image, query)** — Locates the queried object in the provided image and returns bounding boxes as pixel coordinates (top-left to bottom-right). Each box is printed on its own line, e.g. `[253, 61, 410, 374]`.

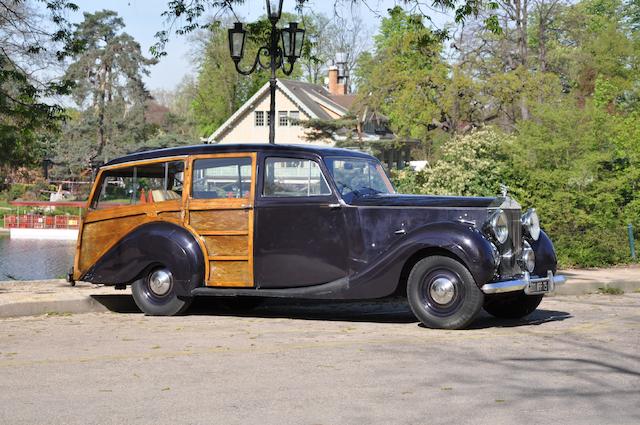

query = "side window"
[94, 168, 136, 209]
[92, 161, 185, 209]
[263, 157, 331, 197]
[136, 161, 184, 203]
[192, 157, 252, 199]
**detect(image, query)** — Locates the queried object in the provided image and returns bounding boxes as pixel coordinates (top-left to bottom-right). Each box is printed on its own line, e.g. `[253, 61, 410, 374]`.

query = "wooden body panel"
[186, 152, 256, 288]
[190, 210, 249, 233]
[203, 235, 248, 256]
[74, 152, 257, 289]
[209, 261, 251, 286]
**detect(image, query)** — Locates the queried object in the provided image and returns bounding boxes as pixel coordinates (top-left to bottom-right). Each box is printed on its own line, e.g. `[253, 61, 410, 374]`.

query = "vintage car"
[69, 144, 566, 329]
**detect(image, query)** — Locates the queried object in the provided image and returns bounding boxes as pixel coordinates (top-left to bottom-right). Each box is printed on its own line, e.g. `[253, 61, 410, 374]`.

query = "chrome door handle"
[394, 229, 406, 235]
[241, 204, 253, 209]
[328, 203, 341, 209]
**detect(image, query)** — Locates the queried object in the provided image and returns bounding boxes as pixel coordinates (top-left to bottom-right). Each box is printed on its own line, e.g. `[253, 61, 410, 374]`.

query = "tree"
[151, 0, 499, 58]
[60, 10, 157, 167]
[355, 7, 450, 157]
[0, 0, 78, 173]
[298, 10, 370, 89]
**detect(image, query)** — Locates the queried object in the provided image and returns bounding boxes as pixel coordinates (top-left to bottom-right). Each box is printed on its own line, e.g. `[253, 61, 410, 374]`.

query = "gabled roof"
[278, 79, 350, 119]
[208, 78, 356, 143]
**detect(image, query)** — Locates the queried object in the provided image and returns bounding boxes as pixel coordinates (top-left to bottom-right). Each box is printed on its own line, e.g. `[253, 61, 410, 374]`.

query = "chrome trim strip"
[481, 270, 567, 295]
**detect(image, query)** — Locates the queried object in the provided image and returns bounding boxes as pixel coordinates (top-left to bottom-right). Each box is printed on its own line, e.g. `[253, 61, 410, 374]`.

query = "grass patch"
[45, 311, 73, 317]
[598, 286, 624, 295]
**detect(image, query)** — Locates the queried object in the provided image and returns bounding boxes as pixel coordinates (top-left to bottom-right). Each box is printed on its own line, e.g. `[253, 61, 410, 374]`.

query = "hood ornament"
[500, 184, 509, 198]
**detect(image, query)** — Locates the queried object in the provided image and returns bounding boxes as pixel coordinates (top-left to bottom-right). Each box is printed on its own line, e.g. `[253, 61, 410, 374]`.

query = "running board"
[191, 278, 350, 299]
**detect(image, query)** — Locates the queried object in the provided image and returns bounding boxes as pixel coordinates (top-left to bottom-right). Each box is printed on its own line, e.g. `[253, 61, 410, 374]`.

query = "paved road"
[0, 294, 639, 425]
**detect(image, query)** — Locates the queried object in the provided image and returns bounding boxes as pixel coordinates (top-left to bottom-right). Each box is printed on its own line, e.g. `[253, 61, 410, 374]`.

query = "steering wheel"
[335, 181, 354, 195]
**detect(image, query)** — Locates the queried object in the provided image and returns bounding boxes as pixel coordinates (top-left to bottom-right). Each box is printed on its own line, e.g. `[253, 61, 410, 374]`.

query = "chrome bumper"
[480, 270, 567, 295]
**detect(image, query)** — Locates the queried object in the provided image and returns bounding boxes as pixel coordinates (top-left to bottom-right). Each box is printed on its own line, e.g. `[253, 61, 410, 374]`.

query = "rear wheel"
[407, 256, 484, 330]
[131, 267, 192, 316]
[483, 292, 543, 319]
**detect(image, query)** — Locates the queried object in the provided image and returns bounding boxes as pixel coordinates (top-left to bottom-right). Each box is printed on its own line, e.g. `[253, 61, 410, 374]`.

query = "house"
[207, 66, 414, 169]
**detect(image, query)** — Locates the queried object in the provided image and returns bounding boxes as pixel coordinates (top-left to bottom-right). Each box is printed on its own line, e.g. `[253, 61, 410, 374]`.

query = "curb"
[0, 297, 109, 318]
[553, 280, 640, 296]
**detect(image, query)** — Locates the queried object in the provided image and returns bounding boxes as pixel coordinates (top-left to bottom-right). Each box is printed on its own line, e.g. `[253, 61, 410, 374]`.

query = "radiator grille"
[498, 208, 523, 278]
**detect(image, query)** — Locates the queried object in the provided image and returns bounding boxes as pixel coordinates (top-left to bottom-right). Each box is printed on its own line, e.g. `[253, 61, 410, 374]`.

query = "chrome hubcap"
[148, 269, 172, 296]
[430, 277, 456, 305]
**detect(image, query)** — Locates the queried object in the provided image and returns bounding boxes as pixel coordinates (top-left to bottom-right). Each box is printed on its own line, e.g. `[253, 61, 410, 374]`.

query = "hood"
[348, 194, 498, 208]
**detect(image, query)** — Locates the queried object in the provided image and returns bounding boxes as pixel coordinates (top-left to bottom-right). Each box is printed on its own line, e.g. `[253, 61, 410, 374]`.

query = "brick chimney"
[327, 65, 347, 96]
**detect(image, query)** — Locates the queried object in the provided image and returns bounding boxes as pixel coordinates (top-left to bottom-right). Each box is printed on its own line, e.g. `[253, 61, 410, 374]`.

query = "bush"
[393, 107, 640, 268]
[393, 128, 512, 197]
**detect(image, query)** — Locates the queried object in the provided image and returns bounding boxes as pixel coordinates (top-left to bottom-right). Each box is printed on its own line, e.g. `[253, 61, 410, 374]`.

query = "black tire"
[131, 266, 192, 316]
[407, 256, 484, 330]
[483, 292, 543, 319]
[216, 296, 264, 312]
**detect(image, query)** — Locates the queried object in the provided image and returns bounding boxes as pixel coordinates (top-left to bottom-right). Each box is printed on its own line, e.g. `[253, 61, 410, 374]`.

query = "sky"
[67, 0, 452, 92]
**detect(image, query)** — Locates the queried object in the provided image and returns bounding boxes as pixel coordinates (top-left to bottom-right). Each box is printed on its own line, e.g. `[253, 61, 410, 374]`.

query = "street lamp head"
[228, 22, 246, 61]
[266, 0, 284, 22]
[281, 22, 305, 61]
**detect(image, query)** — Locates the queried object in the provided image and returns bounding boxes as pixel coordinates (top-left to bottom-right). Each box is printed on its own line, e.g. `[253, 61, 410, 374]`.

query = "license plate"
[527, 281, 550, 294]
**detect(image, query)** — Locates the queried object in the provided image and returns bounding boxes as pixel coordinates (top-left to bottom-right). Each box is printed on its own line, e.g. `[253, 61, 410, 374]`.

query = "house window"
[289, 111, 300, 126]
[255, 111, 264, 126]
[279, 111, 288, 126]
[266, 113, 271, 126]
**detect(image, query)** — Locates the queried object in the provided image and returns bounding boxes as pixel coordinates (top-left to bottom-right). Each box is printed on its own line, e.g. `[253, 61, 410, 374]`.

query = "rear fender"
[81, 222, 205, 297]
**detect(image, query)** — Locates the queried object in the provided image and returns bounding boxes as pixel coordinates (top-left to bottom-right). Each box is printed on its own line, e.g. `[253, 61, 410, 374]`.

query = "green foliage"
[152, 1, 496, 57]
[0, 0, 78, 169]
[394, 105, 640, 267]
[355, 7, 449, 147]
[391, 128, 511, 196]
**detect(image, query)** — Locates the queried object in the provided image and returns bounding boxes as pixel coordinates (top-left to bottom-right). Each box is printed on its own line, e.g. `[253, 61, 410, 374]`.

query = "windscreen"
[324, 156, 395, 203]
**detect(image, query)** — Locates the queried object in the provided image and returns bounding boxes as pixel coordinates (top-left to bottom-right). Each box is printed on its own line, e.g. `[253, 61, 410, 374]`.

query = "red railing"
[2, 214, 81, 229]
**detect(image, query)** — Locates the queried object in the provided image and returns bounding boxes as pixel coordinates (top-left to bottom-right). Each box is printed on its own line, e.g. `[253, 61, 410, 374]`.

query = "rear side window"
[192, 157, 252, 199]
[92, 161, 184, 209]
[263, 157, 331, 197]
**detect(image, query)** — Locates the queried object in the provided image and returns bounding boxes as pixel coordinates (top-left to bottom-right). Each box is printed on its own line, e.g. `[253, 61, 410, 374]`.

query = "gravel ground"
[0, 293, 639, 425]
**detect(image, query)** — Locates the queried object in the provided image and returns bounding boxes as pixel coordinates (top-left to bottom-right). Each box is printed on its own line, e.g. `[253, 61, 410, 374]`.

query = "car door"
[254, 154, 349, 288]
[186, 153, 257, 287]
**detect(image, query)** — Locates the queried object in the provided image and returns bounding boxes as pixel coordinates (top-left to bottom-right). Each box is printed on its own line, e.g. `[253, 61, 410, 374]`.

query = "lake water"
[0, 235, 76, 280]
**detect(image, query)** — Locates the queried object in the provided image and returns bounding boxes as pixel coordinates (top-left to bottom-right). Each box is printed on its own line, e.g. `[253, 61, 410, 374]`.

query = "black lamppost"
[228, 0, 305, 144]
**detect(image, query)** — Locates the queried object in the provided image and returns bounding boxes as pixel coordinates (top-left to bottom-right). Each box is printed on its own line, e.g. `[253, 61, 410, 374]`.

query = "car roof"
[103, 143, 375, 167]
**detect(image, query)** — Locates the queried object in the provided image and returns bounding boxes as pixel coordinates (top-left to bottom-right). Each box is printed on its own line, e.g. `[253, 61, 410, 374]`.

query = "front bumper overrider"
[480, 270, 567, 295]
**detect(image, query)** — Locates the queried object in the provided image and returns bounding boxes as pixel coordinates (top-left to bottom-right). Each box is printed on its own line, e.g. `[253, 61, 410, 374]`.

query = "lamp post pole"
[268, 18, 278, 145]
[227, 0, 305, 145]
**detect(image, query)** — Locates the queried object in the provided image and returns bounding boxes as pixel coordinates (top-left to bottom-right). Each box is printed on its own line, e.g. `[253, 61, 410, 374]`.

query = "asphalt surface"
[0, 294, 639, 425]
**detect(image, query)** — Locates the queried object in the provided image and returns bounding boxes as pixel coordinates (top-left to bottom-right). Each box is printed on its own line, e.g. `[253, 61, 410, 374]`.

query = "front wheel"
[131, 267, 192, 316]
[483, 292, 543, 319]
[407, 256, 484, 330]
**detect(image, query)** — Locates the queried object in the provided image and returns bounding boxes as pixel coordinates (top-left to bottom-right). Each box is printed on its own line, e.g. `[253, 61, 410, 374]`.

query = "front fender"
[531, 230, 557, 275]
[81, 221, 205, 296]
[402, 221, 498, 286]
[344, 221, 498, 299]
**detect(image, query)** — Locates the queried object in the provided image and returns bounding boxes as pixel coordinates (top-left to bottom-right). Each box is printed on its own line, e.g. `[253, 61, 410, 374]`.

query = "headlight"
[521, 240, 535, 272]
[486, 209, 509, 244]
[521, 208, 540, 241]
